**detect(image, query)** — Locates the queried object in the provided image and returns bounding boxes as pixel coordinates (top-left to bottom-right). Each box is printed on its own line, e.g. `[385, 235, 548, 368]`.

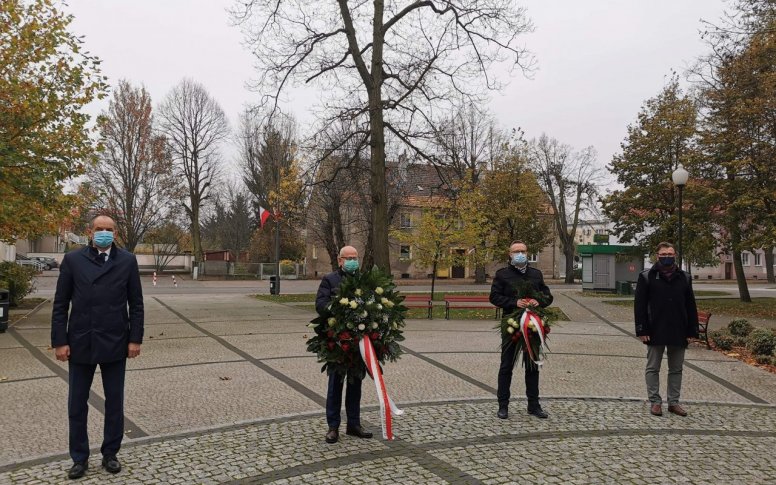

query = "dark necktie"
[101, 252, 108, 263]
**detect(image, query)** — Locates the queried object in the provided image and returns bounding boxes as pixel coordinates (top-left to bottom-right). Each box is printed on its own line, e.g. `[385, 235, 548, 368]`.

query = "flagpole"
[274, 211, 281, 295]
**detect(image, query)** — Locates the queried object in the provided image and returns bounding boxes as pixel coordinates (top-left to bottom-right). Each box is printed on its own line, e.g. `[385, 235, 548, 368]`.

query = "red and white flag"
[258, 206, 271, 228]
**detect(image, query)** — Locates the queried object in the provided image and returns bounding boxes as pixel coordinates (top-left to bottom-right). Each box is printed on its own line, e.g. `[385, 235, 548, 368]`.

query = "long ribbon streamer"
[359, 336, 403, 440]
[519, 309, 547, 366]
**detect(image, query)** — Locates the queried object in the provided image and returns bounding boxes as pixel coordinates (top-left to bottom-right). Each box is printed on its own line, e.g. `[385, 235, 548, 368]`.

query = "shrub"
[0, 262, 37, 306]
[709, 329, 734, 350]
[730, 335, 747, 348]
[745, 328, 776, 356]
[727, 318, 753, 337]
[754, 354, 773, 365]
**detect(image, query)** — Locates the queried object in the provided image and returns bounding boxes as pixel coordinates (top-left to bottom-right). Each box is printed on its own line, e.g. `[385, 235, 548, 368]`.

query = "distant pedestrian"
[635, 241, 699, 417]
[51, 215, 144, 479]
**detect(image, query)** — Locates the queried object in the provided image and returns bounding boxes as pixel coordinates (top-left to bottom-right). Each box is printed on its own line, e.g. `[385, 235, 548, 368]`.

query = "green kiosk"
[579, 238, 644, 293]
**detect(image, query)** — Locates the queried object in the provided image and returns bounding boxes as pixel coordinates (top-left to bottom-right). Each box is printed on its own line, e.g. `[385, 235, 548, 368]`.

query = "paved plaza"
[0, 276, 775, 484]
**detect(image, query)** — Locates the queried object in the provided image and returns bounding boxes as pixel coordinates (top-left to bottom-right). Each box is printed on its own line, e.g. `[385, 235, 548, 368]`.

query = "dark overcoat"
[634, 267, 699, 347]
[489, 265, 553, 315]
[51, 245, 144, 364]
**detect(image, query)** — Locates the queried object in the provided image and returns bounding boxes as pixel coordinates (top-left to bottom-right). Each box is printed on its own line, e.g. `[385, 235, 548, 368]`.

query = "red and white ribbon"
[519, 309, 547, 366]
[359, 336, 403, 440]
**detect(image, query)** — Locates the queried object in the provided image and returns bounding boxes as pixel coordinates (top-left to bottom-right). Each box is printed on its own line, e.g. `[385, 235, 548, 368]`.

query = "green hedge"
[0, 262, 37, 306]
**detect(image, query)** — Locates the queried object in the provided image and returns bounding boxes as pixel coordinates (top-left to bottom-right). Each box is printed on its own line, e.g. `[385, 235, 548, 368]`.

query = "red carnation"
[327, 341, 336, 351]
[544, 325, 551, 335]
[511, 333, 520, 343]
[370, 332, 380, 341]
[327, 329, 335, 338]
[339, 331, 352, 341]
[341, 342, 351, 353]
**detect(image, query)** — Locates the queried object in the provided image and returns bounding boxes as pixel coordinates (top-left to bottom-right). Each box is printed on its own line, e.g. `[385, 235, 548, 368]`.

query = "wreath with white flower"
[497, 280, 556, 367]
[307, 266, 407, 380]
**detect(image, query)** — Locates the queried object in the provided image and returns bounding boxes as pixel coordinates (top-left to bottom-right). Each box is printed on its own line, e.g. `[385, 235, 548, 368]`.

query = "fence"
[197, 261, 306, 279]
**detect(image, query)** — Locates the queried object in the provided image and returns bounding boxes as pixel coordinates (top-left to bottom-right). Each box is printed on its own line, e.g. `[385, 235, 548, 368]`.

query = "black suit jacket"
[51, 245, 144, 364]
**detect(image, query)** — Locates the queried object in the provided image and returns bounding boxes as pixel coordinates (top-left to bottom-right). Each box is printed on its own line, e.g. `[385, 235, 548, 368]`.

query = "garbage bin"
[0, 288, 9, 333]
[616, 281, 631, 295]
[269, 275, 279, 295]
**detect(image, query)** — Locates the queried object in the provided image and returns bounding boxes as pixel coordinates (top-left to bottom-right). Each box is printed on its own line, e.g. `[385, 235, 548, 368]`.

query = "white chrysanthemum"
[371, 322, 379, 329]
[355, 289, 362, 296]
[339, 297, 349, 305]
[386, 300, 395, 308]
[349, 301, 358, 309]
[383, 315, 389, 323]
[376, 304, 383, 310]
[506, 326, 515, 334]
[360, 310, 368, 318]
[381, 297, 390, 305]
[327, 317, 336, 326]
[375, 287, 384, 295]
[358, 323, 366, 331]
[507, 318, 516, 325]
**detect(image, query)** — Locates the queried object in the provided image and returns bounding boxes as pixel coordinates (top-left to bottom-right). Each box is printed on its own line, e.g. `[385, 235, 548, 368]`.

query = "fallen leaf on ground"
[219, 376, 232, 381]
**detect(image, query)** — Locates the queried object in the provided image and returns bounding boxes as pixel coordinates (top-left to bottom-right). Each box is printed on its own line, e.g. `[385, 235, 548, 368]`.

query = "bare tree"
[91, 80, 175, 252]
[231, 0, 534, 271]
[527, 135, 601, 283]
[158, 79, 229, 263]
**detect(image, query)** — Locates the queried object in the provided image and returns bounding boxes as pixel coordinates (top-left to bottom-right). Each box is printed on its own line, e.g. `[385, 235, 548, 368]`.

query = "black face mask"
[658, 256, 675, 267]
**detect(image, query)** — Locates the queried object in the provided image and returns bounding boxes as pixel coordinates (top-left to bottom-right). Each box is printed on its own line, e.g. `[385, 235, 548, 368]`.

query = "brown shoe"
[668, 404, 687, 417]
[325, 428, 339, 444]
[345, 425, 373, 439]
[650, 403, 663, 416]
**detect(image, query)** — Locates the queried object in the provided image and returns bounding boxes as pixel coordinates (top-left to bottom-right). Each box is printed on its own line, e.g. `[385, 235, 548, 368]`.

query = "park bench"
[444, 295, 500, 320]
[696, 310, 711, 349]
[403, 294, 433, 319]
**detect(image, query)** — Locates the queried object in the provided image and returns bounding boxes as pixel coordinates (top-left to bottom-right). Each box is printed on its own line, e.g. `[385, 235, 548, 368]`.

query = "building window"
[754, 253, 762, 267]
[529, 253, 537, 263]
[579, 235, 584, 242]
[400, 245, 411, 260]
[595, 228, 607, 234]
[312, 246, 317, 259]
[400, 213, 412, 228]
[742, 252, 750, 266]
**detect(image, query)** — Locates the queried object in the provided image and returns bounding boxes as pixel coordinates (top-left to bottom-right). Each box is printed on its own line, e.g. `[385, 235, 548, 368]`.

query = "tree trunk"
[765, 247, 775, 284]
[191, 204, 203, 263]
[564, 245, 575, 284]
[474, 264, 486, 284]
[732, 250, 752, 302]
[431, 259, 438, 301]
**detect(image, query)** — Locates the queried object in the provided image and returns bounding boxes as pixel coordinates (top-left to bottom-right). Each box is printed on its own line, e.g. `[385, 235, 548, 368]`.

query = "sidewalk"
[1, 287, 774, 483]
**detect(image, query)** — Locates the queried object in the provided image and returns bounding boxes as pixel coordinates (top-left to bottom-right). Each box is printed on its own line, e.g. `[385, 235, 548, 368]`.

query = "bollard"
[0, 288, 9, 333]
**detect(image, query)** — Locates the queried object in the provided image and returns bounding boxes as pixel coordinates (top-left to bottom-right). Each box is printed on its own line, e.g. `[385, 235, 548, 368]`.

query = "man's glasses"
[341, 256, 358, 261]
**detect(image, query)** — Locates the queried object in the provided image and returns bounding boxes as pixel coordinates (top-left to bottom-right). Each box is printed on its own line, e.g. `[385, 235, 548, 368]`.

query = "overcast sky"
[65, 0, 728, 189]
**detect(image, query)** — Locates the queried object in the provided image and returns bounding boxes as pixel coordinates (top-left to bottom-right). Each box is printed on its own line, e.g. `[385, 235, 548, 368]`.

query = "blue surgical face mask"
[343, 259, 359, 273]
[658, 256, 675, 267]
[93, 230, 114, 248]
[511, 252, 528, 266]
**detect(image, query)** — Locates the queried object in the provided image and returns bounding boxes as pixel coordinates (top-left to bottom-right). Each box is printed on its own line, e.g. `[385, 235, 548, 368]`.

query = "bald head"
[90, 215, 116, 249]
[337, 246, 358, 270]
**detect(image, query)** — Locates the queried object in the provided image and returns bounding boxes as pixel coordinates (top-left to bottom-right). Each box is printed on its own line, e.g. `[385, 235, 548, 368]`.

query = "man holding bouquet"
[315, 245, 373, 444]
[490, 240, 553, 420]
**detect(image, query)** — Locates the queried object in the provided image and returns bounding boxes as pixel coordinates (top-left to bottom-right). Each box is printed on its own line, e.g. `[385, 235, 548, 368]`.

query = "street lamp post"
[672, 164, 689, 271]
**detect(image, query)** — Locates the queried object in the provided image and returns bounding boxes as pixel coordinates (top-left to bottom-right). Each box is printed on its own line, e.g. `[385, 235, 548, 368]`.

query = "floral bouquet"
[307, 265, 407, 439]
[497, 280, 556, 368]
[306, 266, 407, 380]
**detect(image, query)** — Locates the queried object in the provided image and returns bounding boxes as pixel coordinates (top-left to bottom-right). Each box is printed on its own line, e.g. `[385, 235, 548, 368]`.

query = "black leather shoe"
[528, 407, 549, 419]
[497, 404, 508, 419]
[101, 455, 121, 474]
[325, 428, 339, 444]
[345, 425, 373, 438]
[68, 462, 88, 479]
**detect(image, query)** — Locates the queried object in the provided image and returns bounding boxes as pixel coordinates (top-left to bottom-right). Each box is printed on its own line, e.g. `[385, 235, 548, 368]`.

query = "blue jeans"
[326, 372, 362, 429]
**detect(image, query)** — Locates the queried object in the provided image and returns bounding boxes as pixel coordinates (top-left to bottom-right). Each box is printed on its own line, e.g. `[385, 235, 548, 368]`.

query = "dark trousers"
[326, 372, 362, 429]
[68, 359, 126, 463]
[497, 339, 540, 408]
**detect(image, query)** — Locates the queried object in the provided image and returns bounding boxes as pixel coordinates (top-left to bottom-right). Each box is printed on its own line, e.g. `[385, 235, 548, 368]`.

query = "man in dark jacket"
[490, 240, 554, 420]
[51, 215, 144, 479]
[315, 245, 372, 444]
[635, 241, 699, 417]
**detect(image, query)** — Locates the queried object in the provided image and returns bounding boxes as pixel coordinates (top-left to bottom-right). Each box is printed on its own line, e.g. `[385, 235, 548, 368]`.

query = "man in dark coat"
[51, 215, 144, 479]
[315, 245, 373, 444]
[635, 241, 699, 417]
[490, 240, 554, 420]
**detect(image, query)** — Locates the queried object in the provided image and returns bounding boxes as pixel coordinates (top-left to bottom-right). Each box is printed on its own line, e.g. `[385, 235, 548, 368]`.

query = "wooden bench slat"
[443, 295, 500, 320]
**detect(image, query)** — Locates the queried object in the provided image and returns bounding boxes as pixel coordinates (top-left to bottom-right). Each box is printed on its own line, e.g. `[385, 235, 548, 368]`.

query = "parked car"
[30, 256, 59, 270]
[15, 255, 45, 271]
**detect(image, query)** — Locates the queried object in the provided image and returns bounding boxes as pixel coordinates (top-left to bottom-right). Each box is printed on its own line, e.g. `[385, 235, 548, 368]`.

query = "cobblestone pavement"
[1, 284, 775, 484]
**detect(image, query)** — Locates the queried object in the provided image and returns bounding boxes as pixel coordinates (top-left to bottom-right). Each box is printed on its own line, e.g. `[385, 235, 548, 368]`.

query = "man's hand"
[516, 298, 539, 309]
[128, 343, 141, 358]
[54, 345, 70, 362]
[639, 335, 650, 343]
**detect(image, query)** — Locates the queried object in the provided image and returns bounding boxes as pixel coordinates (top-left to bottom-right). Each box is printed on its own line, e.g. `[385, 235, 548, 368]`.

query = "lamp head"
[672, 164, 689, 186]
